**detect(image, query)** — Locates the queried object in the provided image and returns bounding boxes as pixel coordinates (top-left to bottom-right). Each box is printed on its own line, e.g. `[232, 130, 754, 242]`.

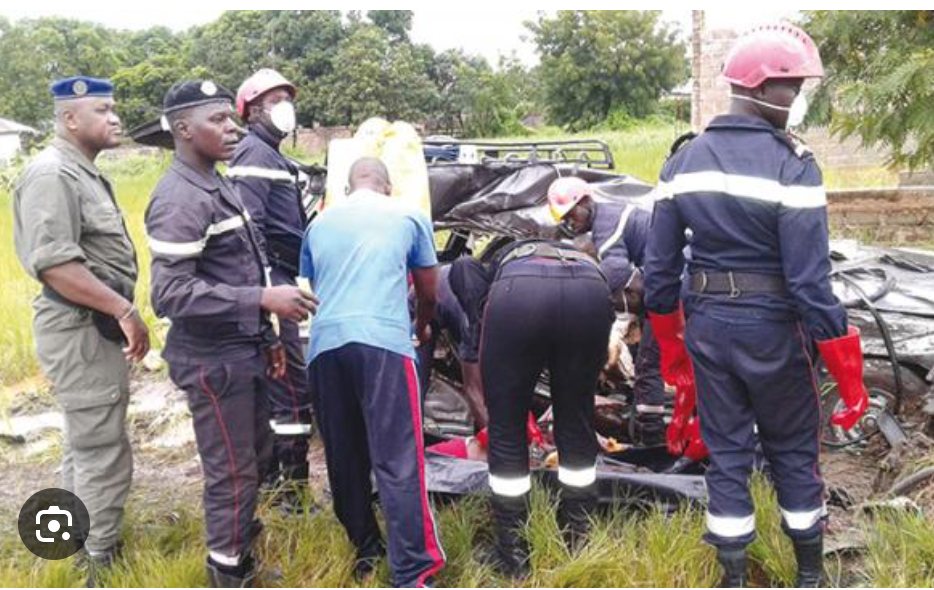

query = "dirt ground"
[2, 368, 933, 556]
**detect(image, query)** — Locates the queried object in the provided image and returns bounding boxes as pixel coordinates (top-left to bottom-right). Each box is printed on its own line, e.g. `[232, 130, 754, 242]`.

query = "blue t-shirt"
[299, 189, 438, 363]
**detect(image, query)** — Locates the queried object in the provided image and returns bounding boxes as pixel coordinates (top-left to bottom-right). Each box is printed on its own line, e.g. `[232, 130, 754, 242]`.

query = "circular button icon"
[18, 488, 90, 560]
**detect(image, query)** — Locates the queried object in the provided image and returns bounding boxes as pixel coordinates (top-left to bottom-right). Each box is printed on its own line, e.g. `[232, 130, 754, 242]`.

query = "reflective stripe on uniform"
[636, 404, 666, 415]
[780, 506, 823, 531]
[558, 463, 597, 488]
[209, 551, 240, 566]
[488, 473, 531, 497]
[706, 511, 755, 538]
[597, 204, 635, 257]
[227, 165, 296, 183]
[147, 213, 251, 257]
[657, 171, 826, 209]
[269, 420, 312, 436]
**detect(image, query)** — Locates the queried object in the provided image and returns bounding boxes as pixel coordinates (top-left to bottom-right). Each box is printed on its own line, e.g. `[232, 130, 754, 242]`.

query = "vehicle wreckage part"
[887, 467, 934, 497]
[821, 386, 892, 448]
[832, 269, 906, 415]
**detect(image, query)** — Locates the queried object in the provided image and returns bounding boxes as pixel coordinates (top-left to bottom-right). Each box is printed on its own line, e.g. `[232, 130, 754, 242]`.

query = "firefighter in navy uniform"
[546, 177, 667, 446]
[643, 24, 870, 587]
[449, 239, 614, 578]
[145, 80, 318, 587]
[229, 69, 314, 506]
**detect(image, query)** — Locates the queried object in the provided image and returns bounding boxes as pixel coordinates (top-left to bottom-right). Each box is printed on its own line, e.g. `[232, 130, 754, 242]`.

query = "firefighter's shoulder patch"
[779, 130, 813, 159]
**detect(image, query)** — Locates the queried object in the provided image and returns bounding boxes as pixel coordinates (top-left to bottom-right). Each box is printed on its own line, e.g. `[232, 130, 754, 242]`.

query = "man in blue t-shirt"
[299, 157, 444, 588]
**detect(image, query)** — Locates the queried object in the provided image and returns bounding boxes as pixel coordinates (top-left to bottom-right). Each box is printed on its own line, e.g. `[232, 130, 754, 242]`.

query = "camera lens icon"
[18, 489, 90, 560]
[36, 506, 73, 542]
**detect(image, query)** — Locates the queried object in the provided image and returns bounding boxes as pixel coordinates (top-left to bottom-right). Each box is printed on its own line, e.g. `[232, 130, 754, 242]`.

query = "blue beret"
[50, 76, 114, 101]
[163, 80, 234, 115]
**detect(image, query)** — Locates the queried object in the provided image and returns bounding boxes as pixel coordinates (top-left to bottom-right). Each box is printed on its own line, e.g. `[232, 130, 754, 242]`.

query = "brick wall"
[828, 188, 934, 243]
[295, 126, 354, 156]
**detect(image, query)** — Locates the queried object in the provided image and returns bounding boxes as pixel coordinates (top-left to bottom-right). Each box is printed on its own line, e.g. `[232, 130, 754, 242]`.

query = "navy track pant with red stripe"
[169, 355, 273, 559]
[686, 310, 825, 548]
[308, 343, 445, 588]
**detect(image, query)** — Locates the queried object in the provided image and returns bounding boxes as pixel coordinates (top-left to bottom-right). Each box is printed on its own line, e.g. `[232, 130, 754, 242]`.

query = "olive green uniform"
[13, 138, 137, 553]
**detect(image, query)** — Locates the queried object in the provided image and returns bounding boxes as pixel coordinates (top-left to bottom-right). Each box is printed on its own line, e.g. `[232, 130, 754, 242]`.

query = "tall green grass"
[2, 478, 932, 587]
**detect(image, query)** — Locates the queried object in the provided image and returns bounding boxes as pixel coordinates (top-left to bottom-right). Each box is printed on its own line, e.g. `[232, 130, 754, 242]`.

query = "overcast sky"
[0, 8, 798, 66]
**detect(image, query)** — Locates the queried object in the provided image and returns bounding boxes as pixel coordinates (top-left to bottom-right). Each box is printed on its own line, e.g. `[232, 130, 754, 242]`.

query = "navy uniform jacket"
[146, 158, 274, 363]
[643, 114, 847, 341]
[228, 126, 305, 273]
[591, 200, 650, 295]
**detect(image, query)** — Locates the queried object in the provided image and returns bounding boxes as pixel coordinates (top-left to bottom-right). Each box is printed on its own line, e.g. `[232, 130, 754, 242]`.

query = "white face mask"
[267, 101, 296, 135]
[730, 92, 809, 129]
[785, 93, 808, 128]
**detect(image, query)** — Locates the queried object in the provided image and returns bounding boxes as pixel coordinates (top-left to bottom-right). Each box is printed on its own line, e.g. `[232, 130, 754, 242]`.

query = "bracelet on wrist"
[117, 304, 137, 321]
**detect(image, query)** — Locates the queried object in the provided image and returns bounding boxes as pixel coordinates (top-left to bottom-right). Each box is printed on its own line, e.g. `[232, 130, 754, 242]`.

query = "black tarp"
[429, 163, 655, 238]
[425, 453, 708, 511]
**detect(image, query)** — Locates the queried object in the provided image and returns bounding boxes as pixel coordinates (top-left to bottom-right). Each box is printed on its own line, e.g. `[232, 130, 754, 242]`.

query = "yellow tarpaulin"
[323, 117, 432, 219]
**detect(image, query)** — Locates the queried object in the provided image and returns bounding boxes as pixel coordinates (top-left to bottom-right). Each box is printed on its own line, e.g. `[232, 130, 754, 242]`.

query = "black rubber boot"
[267, 434, 317, 516]
[489, 494, 531, 580]
[631, 413, 666, 447]
[716, 547, 748, 588]
[206, 554, 256, 588]
[793, 534, 826, 588]
[85, 548, 117, 588]
[352, 535, 386, 582]
[557, 482, 598, 553]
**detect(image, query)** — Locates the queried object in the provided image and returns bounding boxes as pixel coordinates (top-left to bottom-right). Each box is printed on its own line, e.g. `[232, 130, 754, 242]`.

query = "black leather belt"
[500, 242, 598, 268]
[688, 271, 787, 298]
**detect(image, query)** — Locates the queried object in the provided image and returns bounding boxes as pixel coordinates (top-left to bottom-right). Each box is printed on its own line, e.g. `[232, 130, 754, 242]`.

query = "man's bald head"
[348, 157, 392, 196]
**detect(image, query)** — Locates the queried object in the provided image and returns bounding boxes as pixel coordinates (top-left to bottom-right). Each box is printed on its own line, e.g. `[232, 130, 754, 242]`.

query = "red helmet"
[547, 177, 592, 222]
[236, 68, 296, 120]
[721, 23, 824, 89]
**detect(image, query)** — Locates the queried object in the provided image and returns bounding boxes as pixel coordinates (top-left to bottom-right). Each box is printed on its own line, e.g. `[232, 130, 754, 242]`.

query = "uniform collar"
[171, 157, 222, 192]
[53, 137, 102, 178]
[706, 114, 778, 133]
[249, 123, 283, 150]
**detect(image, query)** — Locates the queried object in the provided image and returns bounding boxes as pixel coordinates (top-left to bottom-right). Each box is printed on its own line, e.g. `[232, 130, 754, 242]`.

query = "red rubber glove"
[666, 380, 697, 456]
[474, 413, 544, 450]
[682, 417, 709, 462]
[817, 326, 870, 431]
[526, 413, 546, 447]
[648, 309, 695, 390]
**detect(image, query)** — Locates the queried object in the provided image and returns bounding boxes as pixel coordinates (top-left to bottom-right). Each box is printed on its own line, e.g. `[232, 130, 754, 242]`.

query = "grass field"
[1, 475, 931, 588]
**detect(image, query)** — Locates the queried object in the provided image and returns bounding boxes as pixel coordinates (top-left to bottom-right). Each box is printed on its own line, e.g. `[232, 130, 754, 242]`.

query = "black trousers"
[169, 354, 272, 559]
[266, 265, 314, 482]
[481, 258, 614, 495]
[308, 343, 445, 587]
[633, 318, 666, 414]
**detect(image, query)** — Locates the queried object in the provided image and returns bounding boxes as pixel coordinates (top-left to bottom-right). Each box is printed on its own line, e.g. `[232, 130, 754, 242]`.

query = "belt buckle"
[516, 243, 538, 259]
[727, 271, 742, 299]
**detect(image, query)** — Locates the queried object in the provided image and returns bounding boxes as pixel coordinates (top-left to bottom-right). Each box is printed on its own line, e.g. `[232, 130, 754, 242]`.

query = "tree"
[317, 25, 436, 126]
[367, 10, 413, 42]
[803, 11, 934, 170]
[427, 50, 532, 137]
[0, 18, 124, 128]
[527, 10, 687, 130]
